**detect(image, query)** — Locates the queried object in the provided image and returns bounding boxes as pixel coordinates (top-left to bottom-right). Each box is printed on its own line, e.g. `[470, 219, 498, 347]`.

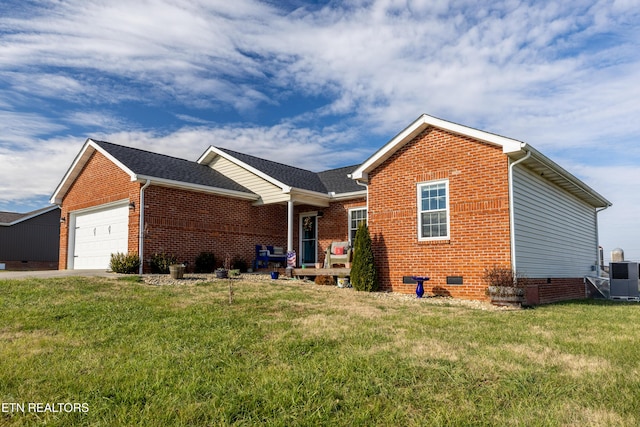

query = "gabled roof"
[213, 147, 329, 193]
[197, 146, 365, 199]
[0, 205, 59, 226]
[351, 114, 525, 181]
[351, 114, 611, 208]
[51, 139, 256, 204]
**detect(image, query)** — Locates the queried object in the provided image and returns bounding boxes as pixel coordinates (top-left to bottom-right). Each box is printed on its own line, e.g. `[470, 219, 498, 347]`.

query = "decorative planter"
[337, 277, 350, 288]
[215, 269, 228, 279]
[412, 276, 430, 298]
[270, 271, 279, 280]
[169, 264, 185, 279]
[488, 286, 525, 307]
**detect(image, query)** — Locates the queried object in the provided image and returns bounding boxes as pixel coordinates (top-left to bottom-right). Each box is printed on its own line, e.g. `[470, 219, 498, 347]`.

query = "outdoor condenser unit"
[609, 262, 640, 298]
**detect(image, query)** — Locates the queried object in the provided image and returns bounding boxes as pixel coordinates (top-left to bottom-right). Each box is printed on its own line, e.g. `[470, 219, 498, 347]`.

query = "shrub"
[150, 252, 178, 274]
[482, 266, 528, 288]
[350, 223, 378, 292]
[231, 255, 248, 273]
[109, 252, 140, 274]
[314, 275, 335, 286]
[195, 251, 216, 273]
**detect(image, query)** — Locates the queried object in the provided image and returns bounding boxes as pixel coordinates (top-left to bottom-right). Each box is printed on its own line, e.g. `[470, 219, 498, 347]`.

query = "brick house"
[50, 140, 366, 273]
[51, 114, 610, 303]
[350, 115, 611, 303]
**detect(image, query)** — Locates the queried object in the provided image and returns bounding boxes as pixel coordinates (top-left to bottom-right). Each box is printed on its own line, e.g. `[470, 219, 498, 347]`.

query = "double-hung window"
[418, 180, 449, 240]
[349, 208, 367, 243]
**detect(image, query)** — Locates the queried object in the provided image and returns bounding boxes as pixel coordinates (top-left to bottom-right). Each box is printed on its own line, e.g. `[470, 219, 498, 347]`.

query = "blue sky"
[1, 0, 638, 261]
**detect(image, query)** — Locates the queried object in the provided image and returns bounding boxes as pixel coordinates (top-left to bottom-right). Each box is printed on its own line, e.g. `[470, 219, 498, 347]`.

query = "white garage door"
[73, 203, 129, 269]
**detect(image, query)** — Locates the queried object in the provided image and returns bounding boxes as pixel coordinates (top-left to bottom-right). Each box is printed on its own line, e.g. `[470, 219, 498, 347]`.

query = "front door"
[300, 214, 317, 266]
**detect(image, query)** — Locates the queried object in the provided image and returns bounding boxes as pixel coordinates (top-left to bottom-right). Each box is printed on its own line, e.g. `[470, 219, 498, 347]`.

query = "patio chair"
[324, 241, 352, 268]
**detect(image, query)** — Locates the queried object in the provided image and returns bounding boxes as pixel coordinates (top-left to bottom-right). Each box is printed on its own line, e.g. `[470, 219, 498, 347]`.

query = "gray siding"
[0, 209, 60, 262]
[513, 165, 596, 278]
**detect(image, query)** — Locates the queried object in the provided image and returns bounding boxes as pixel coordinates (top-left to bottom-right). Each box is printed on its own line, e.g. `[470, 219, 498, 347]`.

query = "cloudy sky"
[1, 0, 638, 261]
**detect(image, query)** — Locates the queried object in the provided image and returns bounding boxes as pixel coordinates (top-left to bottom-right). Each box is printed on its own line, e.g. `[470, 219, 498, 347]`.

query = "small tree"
[350, 222, 378, 292]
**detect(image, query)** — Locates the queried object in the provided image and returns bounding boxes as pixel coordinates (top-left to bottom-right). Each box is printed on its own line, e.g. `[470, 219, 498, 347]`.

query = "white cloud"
[0, 0, 638, 261]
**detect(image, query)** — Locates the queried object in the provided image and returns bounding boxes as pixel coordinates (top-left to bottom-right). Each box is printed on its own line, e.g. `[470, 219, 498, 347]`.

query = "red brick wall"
[525, 278, 586, 305]
[58, 148, 361, 272]
[293, 198, 366, 266]
[143, 186, 287, 271]
[58, 150, 141, 269]
[367, 127, 512, 300]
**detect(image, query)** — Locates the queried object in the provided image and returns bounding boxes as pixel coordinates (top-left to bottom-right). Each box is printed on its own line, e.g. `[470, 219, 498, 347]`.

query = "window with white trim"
[418, 180, 449, 240]
[349, 208, 367, 243]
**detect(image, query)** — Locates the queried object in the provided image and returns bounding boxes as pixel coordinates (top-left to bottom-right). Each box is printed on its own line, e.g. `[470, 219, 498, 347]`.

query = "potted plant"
[169, 263, 185, 279]
[484, 266, 526, 307]
[215, 255, 231, 279]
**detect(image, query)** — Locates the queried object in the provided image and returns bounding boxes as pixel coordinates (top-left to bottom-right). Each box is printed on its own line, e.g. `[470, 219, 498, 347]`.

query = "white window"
[418, 180, 449, 240]
[349, 208, 367, 243]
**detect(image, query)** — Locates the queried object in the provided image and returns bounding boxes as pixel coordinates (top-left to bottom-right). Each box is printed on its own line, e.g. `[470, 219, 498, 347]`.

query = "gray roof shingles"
[317, 165, 363, 194]
[92, 140, 361, 197]
[216, 147, 361, 194]
[93, 140, 253, 194]
[0, 206, 58, 225]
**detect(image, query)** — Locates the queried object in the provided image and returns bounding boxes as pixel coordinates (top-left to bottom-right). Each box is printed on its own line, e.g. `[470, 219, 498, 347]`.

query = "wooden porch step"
[290, 267, 351, 277]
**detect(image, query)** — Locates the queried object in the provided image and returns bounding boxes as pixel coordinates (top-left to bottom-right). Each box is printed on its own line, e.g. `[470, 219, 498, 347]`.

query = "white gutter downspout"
[508, 151, 531, 279]
[595, 206, 609, 277]
[353, 178, 369, 244]
[138, 179, 151, 275]
[354, 180, 369, 213]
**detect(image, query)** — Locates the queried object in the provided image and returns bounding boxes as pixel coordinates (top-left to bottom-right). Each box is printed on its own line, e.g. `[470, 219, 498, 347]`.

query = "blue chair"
[254, 245, 287, 269]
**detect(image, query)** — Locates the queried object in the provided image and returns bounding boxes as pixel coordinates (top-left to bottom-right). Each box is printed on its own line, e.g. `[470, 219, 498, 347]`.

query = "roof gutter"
[138, 179, 151, 275]
[508, 150, 531, 279]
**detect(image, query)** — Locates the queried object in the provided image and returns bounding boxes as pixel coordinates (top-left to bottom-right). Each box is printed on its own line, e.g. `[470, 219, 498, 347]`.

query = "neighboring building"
[0, 206, 60, 270]
[51, 114, 610, 303]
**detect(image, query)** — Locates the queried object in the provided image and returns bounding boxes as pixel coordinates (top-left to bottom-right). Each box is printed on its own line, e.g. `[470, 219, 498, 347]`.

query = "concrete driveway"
[0, 269, 121, 280]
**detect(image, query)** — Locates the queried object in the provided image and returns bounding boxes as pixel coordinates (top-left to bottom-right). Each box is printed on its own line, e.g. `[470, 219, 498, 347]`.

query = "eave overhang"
[350, 114, 524, 182]
[510, 147, 611, 209]
[350, 114, 611, 209]
[51, 139, 259, 204]
[0, 205, 59, 226]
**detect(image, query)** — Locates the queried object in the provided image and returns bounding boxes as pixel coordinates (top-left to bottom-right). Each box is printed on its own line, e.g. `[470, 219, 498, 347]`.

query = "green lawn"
[1, 276, 639, 426]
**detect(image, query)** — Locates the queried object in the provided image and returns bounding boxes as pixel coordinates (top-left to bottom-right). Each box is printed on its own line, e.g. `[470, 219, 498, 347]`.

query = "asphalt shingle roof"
[215, 147, 328, 192]
[93, 140, 253, 194]
[317, 165, 363, 194]
[0, 211, 25, 224]
[215, 147, 361, 194]
[0, 206, 58, 225]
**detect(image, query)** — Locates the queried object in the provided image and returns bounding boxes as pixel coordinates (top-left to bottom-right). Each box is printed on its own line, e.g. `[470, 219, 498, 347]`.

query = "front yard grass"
[1, 276, 639, 426]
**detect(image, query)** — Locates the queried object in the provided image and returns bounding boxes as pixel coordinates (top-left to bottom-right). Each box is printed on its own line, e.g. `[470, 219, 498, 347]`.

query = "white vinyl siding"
[208, 156, 289, 204]
[512, 165, 596, 278]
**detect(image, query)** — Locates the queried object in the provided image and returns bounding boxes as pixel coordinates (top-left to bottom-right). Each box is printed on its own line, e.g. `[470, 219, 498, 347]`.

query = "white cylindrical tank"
[611, 248, 625, 262]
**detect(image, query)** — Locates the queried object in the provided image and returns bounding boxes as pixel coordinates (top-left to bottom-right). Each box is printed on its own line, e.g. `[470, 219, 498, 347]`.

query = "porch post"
[287, 200, 294, 253]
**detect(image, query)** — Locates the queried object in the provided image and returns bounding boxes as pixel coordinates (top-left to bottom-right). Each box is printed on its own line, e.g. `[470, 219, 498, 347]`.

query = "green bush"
[109, 252, 141, 274]
[350, 223, 379, 292]
[195, 251, 216, 273]
[150, 252, 178, 274]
